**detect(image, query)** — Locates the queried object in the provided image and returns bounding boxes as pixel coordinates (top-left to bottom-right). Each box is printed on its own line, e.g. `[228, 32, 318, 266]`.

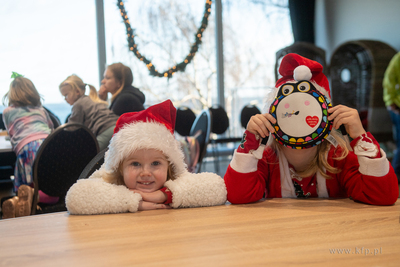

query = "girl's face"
[101, 68, 121, 95]
[60, 84, 81, 105]
[121, 148, 169, 192]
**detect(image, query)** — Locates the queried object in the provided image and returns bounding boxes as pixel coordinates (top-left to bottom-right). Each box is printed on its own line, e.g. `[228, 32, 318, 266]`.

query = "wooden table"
[0, 198, 399, 266]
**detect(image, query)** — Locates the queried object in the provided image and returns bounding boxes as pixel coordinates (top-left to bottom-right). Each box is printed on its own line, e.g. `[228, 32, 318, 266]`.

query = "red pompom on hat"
[276, 53, 330, 100]
[104, 99, 186, 176]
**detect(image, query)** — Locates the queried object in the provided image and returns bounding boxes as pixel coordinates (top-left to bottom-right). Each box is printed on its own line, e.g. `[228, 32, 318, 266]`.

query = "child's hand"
[246, 113, 276, 138]
[131, 189, 167, 204]
[328, 105, 366, 139]
[138, 201, 172, 211]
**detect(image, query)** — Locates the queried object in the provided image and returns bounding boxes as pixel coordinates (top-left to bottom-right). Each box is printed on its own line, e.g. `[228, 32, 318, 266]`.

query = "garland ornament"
[117, 0, 212, 78]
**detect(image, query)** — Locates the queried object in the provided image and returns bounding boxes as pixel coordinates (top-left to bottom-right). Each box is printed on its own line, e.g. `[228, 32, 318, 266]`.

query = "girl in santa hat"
[66, 99, 227, 214]
[224, 53, 398, 206]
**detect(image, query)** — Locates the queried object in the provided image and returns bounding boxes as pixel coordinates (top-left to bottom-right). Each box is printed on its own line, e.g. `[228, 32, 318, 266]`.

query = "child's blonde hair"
[107, 63, 133, 102]
[102, 154, 176, 186]
[270, 130, 349, 179]
[59, 74, 107, 104]
[3, 77, 42, 107]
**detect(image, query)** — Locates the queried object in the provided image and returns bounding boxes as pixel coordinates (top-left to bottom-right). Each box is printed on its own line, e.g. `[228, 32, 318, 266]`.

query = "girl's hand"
[98, 85, 108, 101]
[246, 113, 276, 138]
[138, 201, 171, 211]
[328, 105, 366, 139]
[131, 189, 167, 204]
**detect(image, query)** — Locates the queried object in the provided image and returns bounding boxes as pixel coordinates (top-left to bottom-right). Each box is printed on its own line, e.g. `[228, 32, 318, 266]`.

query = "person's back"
[59, 74, 119, 150]
[1, 73, 56, 218]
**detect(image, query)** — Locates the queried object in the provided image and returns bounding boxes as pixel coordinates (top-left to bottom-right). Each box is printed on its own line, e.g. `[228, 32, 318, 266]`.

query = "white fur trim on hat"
[293, 65, 312, 81]
[105, 121, 187, 176]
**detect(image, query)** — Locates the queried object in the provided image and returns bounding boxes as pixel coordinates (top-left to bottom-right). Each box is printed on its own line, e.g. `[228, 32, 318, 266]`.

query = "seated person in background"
[66, 100, 227, 214]
[2, 72, 57, 218]
[224, 53, 399, 206]
[100, 62, 145, 116]
[59, 74, 119, 150]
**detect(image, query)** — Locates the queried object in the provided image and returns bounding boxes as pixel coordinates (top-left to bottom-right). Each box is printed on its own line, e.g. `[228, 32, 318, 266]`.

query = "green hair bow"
[11, 72, 24, 79]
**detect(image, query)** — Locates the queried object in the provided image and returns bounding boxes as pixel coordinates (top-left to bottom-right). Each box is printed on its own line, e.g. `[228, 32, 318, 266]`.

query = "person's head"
[101, 63, 133, 101]
[59, 74, 106, 105]
[267, 53, 348, 178]
[3, 74, 42, 107]
[102, 99, 187, 190]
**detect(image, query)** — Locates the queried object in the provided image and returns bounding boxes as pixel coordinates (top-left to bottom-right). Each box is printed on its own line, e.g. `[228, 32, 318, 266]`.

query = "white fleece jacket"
[65, 167, 227, 215]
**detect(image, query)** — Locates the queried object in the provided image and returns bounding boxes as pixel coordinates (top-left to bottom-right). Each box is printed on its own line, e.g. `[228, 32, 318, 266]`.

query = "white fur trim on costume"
[278, 149, 296, 198]
[66, 178, 142, 215]
[357, 148, 390, 177]
[230, 150, 259, 173]
[165, 171, 227, 208]
[105, 121, 187, 176]
[316, 168, 329, 198]
[294, 65, 312, 81]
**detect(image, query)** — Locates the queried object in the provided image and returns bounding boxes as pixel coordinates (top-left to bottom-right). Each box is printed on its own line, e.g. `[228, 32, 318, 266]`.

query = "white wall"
[315, 0, 400, 62]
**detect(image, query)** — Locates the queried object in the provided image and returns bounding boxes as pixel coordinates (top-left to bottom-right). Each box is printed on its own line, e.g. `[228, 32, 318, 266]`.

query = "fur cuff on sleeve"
[66, 179, 142, 215]
[357, 148, 390, 177]
[165, 171, 227, 208]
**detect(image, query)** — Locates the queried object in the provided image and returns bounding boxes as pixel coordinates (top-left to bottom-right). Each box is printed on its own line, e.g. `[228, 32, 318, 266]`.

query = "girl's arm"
[164, 172, 227, 208]
[224, 113, 275, 204]
[65, 172, 142, 215]
[328, 105, 398, 205]
[333, 133, 398, 205]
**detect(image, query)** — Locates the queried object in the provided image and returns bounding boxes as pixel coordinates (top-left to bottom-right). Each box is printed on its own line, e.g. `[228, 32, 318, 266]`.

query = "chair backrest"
[175, 106, 196, 136]
[240, 104, 261, 128]
[209, 105, 229, 135]
[189, 109, 212, 172]
[78, 147, 108, 179]
[0, 114, 5, 130]
[43, 106, 62, 129]
[31, 123, 99, 214]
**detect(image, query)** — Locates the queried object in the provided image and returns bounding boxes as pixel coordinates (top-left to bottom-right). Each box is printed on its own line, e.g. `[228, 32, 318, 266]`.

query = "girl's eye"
[298, 81, 310, 92]
[152, 161, 161, 166]
[131, 162, 140, 167]
[281, 84, 294, 96]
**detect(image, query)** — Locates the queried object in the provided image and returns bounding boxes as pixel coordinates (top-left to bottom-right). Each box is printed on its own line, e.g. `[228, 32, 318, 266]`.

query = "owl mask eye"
[298, 81, 311, 92]
[281, 84, 294, 96]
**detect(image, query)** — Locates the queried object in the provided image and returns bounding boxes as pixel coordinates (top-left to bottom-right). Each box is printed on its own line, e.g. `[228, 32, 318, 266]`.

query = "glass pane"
[104, 0, 292, 136]
[0, 0, 98, 123]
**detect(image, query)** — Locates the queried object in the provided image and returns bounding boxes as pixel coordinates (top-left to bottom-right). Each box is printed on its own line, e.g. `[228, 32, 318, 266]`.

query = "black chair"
[240, 104, 261, 128]
[43, 107, 62, 129]
[31, 123, 99, 215]
[175, 107, 196, 136]
[209, 106, 241, 174]
[189, 109, 212, 173]
[78, 148, 108, 179]
[0, 114, 5, 130]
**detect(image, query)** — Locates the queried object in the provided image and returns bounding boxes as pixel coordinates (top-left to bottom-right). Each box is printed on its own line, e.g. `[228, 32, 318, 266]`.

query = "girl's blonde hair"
[270, 130, 349, 179]
[107, 63, 133, 102]
[102, 158, 176, 186]
[3, 77, 42, 107]
[59, 74, 107, 104]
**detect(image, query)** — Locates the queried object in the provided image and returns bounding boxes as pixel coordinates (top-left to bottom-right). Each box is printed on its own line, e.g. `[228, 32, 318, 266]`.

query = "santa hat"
[104, 99, 187, 176]
[276, 53, 330, 100]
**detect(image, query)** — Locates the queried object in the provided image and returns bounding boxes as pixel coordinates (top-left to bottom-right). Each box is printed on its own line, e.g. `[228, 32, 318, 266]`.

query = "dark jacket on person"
[109, 85, 145, 116]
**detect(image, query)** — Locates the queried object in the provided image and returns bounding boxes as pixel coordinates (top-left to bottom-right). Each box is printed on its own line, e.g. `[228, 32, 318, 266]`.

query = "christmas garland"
[117, 0, 212, 78]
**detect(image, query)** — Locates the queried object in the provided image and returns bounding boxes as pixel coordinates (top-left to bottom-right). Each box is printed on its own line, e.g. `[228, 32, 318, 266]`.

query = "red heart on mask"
[306, 116, 319, 128]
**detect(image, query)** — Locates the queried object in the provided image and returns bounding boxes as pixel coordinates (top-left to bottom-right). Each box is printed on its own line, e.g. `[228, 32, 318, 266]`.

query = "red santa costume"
[224, 53, 399, 206]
